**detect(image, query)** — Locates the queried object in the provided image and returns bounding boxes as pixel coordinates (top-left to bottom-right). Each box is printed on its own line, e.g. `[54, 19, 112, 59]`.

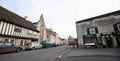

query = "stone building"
[46, 28, 64, 45]
[46, 29, 56, 43]
[76, 10, 120, 48]
[0, 6, 39, 46]
[62, 39, 68, 45]
[34, 15, 64, 44]
[68, 36, 74, 44]
[33, 14, 47, 43]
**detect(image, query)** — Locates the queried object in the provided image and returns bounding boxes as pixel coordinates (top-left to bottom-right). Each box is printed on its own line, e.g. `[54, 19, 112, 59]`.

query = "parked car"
[25, 42, 42, 50]
[41, 41, 53, 48]
[52, 43, 57, 47]
[0, 41, 23, 54]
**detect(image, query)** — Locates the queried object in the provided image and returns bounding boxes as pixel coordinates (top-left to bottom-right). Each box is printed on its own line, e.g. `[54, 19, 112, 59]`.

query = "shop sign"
[83, 34, 96, 39]
[78, 40, 83, 45]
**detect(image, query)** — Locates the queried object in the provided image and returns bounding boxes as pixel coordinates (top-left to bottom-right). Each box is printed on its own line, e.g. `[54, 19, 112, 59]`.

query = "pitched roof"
[0, 6, 39, 32]
[76, 10, 120, 23]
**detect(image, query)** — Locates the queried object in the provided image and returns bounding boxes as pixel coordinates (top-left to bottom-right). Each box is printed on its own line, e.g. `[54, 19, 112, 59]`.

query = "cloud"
[0, 0, 120, 38]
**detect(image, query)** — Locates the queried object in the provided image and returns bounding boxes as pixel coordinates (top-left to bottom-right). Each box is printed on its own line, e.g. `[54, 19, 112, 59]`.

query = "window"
[4, 39, 9, 42]
[0, 42, 4, 46]
[117, 24, 120, 31]
[115, 15, 120, 20]
[14, 26, 22, 32]
[28, 30, 33, 35]
[5, 42, 13, 46]
[10, 40, 14, 44]
[20, 40, 23, 46]
[33, 32, 37, 36]
[114, 23, 120, 32]
[87, 27, 98, 34]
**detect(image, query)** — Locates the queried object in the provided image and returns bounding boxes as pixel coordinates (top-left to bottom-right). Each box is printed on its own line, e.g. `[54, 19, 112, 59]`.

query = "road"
[0, 46, 120, 61]
[0, 45, 67, 61]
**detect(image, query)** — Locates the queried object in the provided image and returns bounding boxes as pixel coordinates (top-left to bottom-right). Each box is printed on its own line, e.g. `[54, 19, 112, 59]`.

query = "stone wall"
[76, 13, 120, 46]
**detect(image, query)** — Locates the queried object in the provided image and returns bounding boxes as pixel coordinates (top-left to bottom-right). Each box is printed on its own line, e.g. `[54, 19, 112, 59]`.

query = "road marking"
[58, 55, 62, 58]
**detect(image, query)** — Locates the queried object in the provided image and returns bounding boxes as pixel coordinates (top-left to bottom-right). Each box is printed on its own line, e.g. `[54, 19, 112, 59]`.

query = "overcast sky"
[0, 0, 120, 38]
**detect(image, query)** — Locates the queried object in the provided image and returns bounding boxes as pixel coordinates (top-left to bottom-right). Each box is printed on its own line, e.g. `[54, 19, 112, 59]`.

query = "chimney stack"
[24, 16, 28, 20]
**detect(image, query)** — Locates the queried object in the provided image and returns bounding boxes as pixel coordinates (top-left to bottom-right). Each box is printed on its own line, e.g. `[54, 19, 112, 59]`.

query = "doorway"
[104, 35, 113, 48]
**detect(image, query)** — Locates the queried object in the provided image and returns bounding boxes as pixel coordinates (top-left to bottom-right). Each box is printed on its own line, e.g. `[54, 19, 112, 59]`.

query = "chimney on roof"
[49, 28, 53, 31]
[40, 14, 43, 19]
[24, 16, 28, 20]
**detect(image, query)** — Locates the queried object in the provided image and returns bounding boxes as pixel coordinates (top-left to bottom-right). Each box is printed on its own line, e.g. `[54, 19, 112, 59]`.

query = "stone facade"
[34, 15, 66, 44]
[34, 14, 48, 43]
[46, 29, 64, 44]
[68, 36, 74, 44]
[76, 10, 120, 48]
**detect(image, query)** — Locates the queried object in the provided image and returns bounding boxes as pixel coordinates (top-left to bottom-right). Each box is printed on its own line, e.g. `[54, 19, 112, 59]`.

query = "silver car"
[0, 41, 23, 54]
[25, 42, 42, 50]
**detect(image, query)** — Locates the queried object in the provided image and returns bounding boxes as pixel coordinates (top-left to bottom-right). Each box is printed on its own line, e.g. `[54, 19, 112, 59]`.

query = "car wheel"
[16, 48, 21, 52]
[32, 47, 35, 50]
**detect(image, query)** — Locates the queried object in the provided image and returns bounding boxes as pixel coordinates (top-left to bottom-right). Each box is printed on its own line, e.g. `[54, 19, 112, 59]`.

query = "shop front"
[83, 34, 97, 48]
[113, 23, 120, 47]
[101, 34, 118, 48]
[114, 32, 120, 47]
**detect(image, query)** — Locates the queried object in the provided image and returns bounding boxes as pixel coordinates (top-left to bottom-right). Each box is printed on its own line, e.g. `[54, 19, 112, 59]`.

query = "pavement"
[55, 55, 120, 61]
[54, 48, 120, 61]
[64, 48, 120, 57]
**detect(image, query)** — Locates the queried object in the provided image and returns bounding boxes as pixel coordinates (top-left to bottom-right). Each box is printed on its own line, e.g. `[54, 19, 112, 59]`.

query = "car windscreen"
[0, 42, 4, 46]
[5, 43, 13, 46]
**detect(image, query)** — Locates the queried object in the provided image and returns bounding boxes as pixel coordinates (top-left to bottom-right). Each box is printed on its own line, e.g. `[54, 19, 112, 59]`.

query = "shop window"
[10, 40, 14, 44]
[0, 42, 4, 46]
[113, 23, 120, 32]
[20, 40, 23, 46]
[4, 39, 9, 42]
[117, 24, 120, 31]
[24, 41, 27, 46]
[115, 15, 120, 20]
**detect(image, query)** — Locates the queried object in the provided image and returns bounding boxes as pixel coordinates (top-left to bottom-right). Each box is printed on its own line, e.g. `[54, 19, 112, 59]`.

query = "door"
[116, 37, 120, 47]
[105, 36, 112, 48]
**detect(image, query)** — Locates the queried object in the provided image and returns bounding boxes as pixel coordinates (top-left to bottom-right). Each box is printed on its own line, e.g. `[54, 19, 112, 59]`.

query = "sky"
[0, 0, 120, 38]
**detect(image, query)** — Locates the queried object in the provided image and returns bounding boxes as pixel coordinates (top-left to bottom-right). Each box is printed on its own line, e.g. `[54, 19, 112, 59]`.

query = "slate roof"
[0, 6, 39, 32]
[76, 10, 120, 23]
